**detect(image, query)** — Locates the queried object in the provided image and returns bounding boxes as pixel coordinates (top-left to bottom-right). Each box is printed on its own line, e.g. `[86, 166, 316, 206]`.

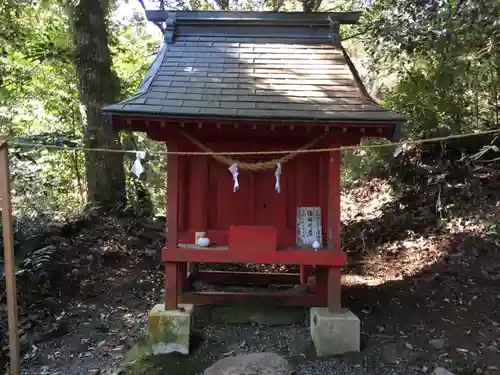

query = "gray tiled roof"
[103, 12, 405, 124]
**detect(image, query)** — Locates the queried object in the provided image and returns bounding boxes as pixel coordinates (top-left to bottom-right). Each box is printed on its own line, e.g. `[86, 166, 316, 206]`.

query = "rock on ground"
[203, 352, 293, 375]
[433, 368, 455, 375]
[428, 338, 445, 350]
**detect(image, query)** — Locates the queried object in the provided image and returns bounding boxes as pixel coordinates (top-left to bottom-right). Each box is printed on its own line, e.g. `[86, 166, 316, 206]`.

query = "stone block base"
[310, 308, 360, 356]
[147, 303, 194, 355]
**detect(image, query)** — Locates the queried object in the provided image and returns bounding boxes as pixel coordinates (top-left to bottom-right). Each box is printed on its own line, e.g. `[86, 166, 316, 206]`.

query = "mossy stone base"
[147, 303, 194, 355]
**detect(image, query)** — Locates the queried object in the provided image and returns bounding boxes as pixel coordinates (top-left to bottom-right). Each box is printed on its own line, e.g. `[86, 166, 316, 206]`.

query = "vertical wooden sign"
[0, 140, 21, 375]
[296, 206, 322, 247]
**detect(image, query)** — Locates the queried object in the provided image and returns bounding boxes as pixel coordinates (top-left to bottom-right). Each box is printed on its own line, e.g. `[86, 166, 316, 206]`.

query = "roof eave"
[104, 109, 406, 125]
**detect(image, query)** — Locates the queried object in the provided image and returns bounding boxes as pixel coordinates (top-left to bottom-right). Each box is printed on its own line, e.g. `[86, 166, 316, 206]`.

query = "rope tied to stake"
[179, 129, 325, 171]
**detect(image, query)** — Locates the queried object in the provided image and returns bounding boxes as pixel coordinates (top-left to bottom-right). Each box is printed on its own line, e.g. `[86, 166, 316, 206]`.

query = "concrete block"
[147, 303, 194, 355]
[310, 308, 360, 356]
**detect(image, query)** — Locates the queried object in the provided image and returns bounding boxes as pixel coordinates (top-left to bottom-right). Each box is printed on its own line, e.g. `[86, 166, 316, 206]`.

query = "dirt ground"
[1, 156, 500, 375]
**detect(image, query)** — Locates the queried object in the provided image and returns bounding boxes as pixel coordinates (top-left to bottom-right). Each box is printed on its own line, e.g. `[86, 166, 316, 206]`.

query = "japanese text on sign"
[296, 206, 322, 247]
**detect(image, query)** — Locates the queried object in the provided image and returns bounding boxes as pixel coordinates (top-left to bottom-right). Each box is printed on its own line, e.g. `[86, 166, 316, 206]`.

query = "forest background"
[0, 0, 499, 225]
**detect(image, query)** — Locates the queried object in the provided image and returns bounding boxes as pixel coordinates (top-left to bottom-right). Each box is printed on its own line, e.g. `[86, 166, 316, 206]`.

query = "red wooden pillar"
[249, 172, 255, 224]
[297, 155, 313, 284]
[177, 154, 190, 288]
[300, 266, 313, 284]
[188, 155, 208, 278]
[327, 147, 342, 312]
[165, 140, 181, 310]
[316, 147, 342, 312]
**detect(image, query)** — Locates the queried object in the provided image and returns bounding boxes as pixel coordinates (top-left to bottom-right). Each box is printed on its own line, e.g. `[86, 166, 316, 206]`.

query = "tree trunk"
[302, 0, 321, 12]
[215, 0, 230, 10]
[70, 0, 126, 211]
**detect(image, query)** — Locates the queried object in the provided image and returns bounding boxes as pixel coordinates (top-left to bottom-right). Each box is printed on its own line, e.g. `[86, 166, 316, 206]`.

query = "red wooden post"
[189, 156, 208, 277]
[313, 147, 343, 312]
[300, 266, 312, 284]
[327, 147, 342, 313]
[248, 172, 255, 224]
[318, 152, 328, 248]
[177, 155, 186, 232]
[296, 155, 311, 284]
[192, 156, 208, 232]
[327, 267, 341, 312]
[177, 154, 194, 283]
[165, 263, 179, 309]
[165, 140, 180, 310]
[328, 149, 341, 251]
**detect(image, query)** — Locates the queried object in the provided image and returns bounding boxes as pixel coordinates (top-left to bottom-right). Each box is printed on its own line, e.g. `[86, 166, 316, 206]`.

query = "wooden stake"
[0, 140, 21, 375]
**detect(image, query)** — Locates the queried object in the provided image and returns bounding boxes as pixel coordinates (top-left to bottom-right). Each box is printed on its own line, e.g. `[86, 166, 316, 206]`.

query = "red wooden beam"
[115, 117, 394, 142]
[180, 291, 326, 307]
[192, 270, 301, 285]
[114, 115, 396, 130]
[162, 247, 346, 265]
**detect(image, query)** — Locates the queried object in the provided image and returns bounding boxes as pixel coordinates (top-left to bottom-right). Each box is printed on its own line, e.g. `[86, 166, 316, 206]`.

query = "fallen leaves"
[1, 155, 500, 374]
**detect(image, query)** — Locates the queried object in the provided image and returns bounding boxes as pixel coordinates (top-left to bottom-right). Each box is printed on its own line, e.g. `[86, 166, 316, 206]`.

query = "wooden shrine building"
[103, 11, 405, 315]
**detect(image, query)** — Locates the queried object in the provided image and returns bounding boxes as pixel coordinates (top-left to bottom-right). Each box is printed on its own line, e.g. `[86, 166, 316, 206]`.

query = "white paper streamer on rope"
[228, 163, 240, 192]
[131, 151, 147, 178]
[275, 162, 282, 193]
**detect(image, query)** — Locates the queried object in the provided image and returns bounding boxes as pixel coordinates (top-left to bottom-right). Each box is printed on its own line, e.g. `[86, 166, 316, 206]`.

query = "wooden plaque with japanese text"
[296, 206, 322, 247]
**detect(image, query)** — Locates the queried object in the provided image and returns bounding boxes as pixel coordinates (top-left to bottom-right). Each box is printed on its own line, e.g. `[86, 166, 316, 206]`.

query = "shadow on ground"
[121, 228, 500, 375]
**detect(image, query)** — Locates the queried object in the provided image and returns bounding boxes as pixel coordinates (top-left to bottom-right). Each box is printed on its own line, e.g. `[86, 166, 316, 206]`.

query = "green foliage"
[362, 0, 500, 139]
[2, 0, 499, 222]
[122, 133, 167, 216]
[1, 0, 167, 219]
[486, 220, 500, 238]
[109, 14, 167, 215]
[341, 139, 395, 186]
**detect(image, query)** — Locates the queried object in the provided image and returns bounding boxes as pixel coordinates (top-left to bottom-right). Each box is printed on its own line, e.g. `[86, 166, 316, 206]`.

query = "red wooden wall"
[175, 139, 330, 248]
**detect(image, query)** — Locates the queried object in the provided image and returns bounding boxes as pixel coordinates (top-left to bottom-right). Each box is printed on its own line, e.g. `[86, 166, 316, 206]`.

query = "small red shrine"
[104, 11, 404, 315]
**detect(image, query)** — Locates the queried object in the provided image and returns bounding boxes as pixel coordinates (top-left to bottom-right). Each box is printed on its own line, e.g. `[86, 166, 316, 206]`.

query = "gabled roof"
[103, 11, 405, 124]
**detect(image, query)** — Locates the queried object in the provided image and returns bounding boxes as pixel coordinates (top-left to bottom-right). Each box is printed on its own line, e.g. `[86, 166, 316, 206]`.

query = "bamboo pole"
[0, 139, 21, 375]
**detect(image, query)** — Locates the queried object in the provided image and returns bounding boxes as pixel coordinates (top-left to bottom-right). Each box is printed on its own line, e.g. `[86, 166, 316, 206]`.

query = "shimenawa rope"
[178, 130, 326, 171]
[2, 128, 500, 157]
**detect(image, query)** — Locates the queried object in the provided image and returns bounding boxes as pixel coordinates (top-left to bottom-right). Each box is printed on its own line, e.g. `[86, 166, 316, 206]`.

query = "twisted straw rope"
[179, 129, 326, 171]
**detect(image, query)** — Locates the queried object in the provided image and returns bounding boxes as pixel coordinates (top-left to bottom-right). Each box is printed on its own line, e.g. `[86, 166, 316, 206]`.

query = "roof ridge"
[147, 11, 361, 26]
[151, 11, 361, 45]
